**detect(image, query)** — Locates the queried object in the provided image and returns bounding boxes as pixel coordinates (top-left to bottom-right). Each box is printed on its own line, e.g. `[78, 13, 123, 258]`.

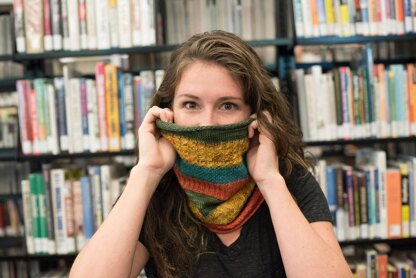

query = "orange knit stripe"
[206, 188, 264, 234]
[173, 166, 252, 201]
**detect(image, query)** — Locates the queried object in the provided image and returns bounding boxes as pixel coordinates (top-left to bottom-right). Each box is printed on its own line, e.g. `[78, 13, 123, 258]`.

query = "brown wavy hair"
[140, 30, 308, 277]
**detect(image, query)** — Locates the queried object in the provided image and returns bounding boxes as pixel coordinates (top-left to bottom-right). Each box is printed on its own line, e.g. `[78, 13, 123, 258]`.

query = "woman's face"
[172, 61, 252, 126]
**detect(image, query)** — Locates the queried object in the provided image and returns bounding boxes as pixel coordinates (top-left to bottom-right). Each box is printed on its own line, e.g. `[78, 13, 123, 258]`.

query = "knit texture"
[156, 119, 264, 233]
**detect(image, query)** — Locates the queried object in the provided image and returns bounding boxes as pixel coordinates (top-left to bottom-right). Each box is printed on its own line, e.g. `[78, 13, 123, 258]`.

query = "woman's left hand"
[247, 112, 282, 188]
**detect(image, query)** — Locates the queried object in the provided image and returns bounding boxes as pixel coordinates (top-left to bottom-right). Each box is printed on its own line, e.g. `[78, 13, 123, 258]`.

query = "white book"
[95, 0, 110, 49]
[69, 79, 84, 153]
[131, 0, 142, 46]
[100, 165, 112, 219]
[86, 0, 97, 49]
[63, 66, 73, 153]
[141, 0, 155, 45]
[46, 84, 60, 154]
[67, 0, 80, 51]
[413, 0, 416, 32]
[117, 0, 132, 48]
[301, 0, 312, 37]
[108, 0, 119, 48]
[304, 74, 317, 140]
[79, 0, 89, 49]
[21, 180, 35, 254]
[87, 80, 100, 153]
[72, 180, 86, 251]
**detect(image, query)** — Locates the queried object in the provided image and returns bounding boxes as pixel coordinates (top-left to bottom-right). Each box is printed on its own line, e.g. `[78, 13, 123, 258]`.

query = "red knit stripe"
[173, 166, 252, 201]
[206, 188, 264, 234]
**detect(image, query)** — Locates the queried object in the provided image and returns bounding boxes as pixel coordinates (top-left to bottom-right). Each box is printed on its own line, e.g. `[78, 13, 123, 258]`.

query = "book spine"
[117, 0, 132, 47]
[29, 174, 41, 254]
[42, 164, 56, 254]
[95, 62, 108, 151]
[50, 0, 62, 50]
[13, 0, 26, 53]
[86, 0, 97, 49]
[117, 70, 126, 149]
[17, 81, 32, 154]
[50, 169, 67, 254]
[67, 0, 80, 51]
[87, 80, 100, 152]
[78, 0, 88, 49]
[21, 180, 35, 254]
[60, 0, 70, 50]
[123, 73, 135, 149]
[43, 0, 53, 51]
[54, 78, 68, 152]
[80, 79, 90, 152]
[95, 0, 110, 49]
[105, 64, 121, 151]
[80, 177, 94, 241]
[24, 0, 44, 53]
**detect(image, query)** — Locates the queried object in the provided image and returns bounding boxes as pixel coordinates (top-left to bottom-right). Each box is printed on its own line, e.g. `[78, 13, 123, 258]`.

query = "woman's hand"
[136, 106, 176, 180]
[247, 112, 283, 188]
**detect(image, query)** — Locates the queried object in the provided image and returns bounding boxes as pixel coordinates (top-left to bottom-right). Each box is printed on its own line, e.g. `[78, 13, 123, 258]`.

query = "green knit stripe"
[176, 157, 249, 184]
[185, 190, 221, 217]
[156, 118, 254, 144]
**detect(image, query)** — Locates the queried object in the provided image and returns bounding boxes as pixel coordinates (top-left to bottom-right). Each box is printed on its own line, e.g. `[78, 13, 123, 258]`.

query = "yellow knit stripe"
[188, 181, 256, 225]
[163, 133, 249, 168]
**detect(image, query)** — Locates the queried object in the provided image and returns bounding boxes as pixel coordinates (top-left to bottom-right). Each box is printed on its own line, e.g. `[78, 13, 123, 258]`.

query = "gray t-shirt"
[144, 166, 333, 278]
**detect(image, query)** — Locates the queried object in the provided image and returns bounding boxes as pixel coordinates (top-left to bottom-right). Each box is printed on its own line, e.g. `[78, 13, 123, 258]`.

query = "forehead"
[175, 61, 243, 98]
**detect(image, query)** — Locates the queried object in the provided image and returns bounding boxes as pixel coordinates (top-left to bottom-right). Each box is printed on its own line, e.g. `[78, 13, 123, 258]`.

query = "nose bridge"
[199, 108, 216, 126]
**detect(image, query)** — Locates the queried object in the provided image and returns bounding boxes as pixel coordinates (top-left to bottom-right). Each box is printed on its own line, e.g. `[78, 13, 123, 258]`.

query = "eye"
[184, 101, 197, 109]
[221, 102, 236, 110]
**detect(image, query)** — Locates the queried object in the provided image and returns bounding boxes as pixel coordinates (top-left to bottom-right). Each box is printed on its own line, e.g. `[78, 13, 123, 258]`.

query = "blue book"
[80, 176, 94, 239]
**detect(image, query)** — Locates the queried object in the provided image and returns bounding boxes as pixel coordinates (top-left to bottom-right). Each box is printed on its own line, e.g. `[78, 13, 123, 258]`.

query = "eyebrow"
[176, 93, 244, 101]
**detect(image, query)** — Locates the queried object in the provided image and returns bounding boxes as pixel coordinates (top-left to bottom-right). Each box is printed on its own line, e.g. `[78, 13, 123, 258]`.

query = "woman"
[70, 31, 352, 277]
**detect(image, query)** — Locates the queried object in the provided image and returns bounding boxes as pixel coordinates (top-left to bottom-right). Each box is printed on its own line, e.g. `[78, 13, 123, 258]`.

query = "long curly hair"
[140, 30, 308, 277]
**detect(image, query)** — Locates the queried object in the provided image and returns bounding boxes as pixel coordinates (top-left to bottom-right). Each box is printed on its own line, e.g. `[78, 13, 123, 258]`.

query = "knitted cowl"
[156, 118, 264, 234]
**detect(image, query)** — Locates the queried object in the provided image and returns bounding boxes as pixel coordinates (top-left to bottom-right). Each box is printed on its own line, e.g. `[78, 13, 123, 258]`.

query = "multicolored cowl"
[156, 118, 264, 234]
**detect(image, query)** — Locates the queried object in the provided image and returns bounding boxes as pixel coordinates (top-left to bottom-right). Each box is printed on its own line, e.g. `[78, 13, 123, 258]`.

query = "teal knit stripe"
[176, 158, 249, 184]
[156, 118, 254, 144]
[185, 190, 221, 217]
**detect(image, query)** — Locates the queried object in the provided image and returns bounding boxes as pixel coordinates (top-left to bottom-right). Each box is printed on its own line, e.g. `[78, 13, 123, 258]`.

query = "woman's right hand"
[136, 106, 176, 180]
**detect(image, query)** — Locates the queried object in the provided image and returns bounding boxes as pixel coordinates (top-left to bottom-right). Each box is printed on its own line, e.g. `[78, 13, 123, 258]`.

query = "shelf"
[296, 34, 416, 45]
[0, 194, 21, 201]
[304, 136, 416, 147]
[0, 54, 13, 61]
[296, 57, 416, 70]
[0, 148, 18, 161]
[19, 149, 136, 161]
[340, 237, 416, 247]
[11, 38, 292, 61]
[0, 249, 77, 261]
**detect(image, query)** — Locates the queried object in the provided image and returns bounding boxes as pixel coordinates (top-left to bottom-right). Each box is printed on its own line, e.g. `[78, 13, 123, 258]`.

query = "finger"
[163, 108, 174, 123]
[139, 106, 166, 133]
[248, 119, 258, 138]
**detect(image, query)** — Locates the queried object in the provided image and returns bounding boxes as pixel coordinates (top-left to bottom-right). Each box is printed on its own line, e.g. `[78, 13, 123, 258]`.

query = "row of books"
[347, 249, 415, 278]
[314, 148, 416, 242]
[0, 92, 17, 107]
[0, 199, 23, 237]
[0, 260, 49, 278]
[0, 162, 29, 195]
[0, 61, 25, 79]
[22, 162, 127, 255]
[0, 107, 17, 149]
[16, 65, 164, 155]
[165, 0, 277, 65]
[0, 14, 13, 55]
[293, 62, 416, 142]
[292, 0, 416, 38]
[12, 0, 157, 53]
[165, 0, 275, 44]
